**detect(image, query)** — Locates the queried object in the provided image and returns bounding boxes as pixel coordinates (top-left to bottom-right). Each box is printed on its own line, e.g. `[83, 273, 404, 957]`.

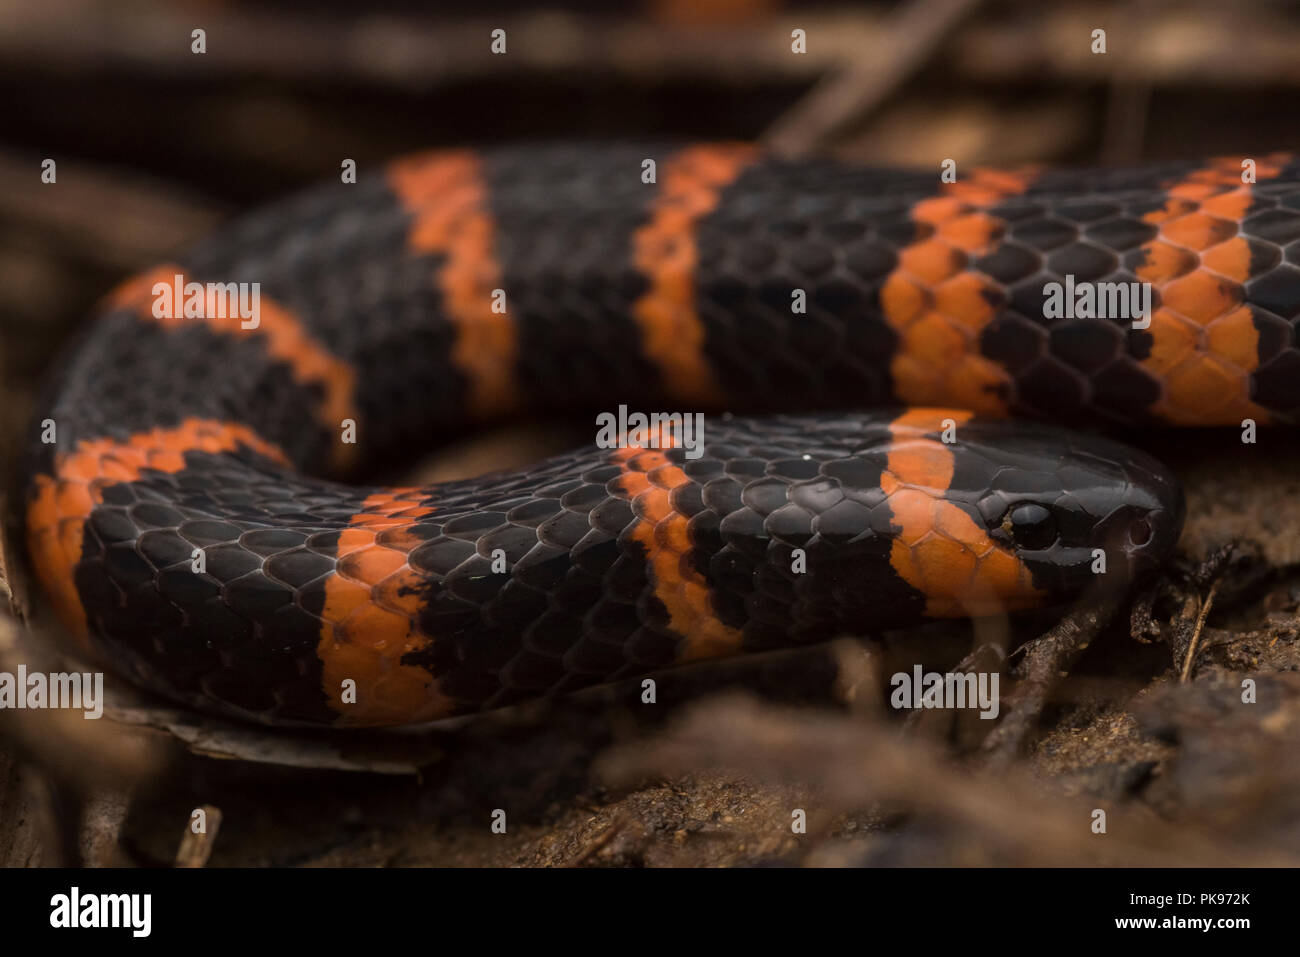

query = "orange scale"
[648, 464, 689, 490]
[890, 355, 945, 406]
[932, 501, 981, 543]
[631, 449, 671, 471]
[1136, 241, 1199, 283]
[319, 576, 372, 625]
[888, 440, 957, 491]
[99, 459, 138, 482]
[946, 185, 1001, 206]
[333, 528, 377, 558]
[374, 573, 422, 619]
[913, 536, 978, 594]
[934, 272, 996, 331]
[375, 526, 428, 551]
[1168, 182, 1220, 202]
[337, 545, 406, 586]
[339, 603, 412, 651]
[902, 311, 968, 366]
[899, 239, 962, 285]
[883, 487, 936, 546]
[937, 211, 1001, 254]
[1199, 238, 1253, 282]
[654, 516, 692, 554]
[634, 490, 674, 525]
[55, 482, 94, 517]
[1199, 188, 1254, 220]
[1161, 212, 1237, 252]
[1143, 197, 1199, 225]
[967, 168, 1037, 194]
[317, 641, 375, 679]
[913, 196, 967, 224]
[1141, 310, 1198, 375]
[617, 472, 652, 498]
[880, 274, 927, 328]
[938, 356, 1012, 416]
[1160, 270, 1244, 325]
[1163, 357, 1248, 423]
[1205, 306, 1262, 371]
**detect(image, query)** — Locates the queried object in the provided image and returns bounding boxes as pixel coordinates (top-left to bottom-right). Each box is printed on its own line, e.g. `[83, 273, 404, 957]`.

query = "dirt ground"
[4, 1, 1300, 868]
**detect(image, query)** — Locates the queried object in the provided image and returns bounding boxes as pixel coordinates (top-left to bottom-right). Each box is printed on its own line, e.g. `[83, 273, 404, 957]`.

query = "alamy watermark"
[151, 273, 260, 329]
[1043, 274, 1152, 329]
[0, 666, 103, 718]
[595, 405, 705, 459]
[890, 665, 1000, 719]
[50, 887, 150, 937]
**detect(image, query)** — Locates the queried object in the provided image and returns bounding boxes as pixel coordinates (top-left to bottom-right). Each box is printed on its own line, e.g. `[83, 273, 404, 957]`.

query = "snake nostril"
[1127, 515, 1154, 549]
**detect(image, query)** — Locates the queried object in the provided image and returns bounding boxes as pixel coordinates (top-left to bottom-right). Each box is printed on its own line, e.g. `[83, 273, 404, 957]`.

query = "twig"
[1180, 578, 1222, 684]
[982, 597, 1119, 766]
[764, 0, 986, 156]
[174, 804, 222, 868]
[565, 814, 629, 867]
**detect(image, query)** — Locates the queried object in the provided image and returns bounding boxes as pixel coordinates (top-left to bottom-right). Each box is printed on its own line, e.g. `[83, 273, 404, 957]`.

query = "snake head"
[947, 419, 1185, 605]
[769, 409, 1184, 623]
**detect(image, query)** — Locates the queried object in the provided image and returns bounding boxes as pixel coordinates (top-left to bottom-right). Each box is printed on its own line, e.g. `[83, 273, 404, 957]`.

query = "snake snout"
[1113, 448, 1185, 579]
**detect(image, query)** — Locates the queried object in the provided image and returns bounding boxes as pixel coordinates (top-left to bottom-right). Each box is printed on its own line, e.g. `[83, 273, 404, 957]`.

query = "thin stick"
[174, 805, 222, 868]
[982, 597, 1119, 766]
[764, 0, 986, 157]
[1180, 579, 1222, 684]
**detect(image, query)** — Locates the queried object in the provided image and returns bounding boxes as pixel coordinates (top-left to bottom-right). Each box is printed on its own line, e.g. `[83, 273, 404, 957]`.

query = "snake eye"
[1127, 515, 1154, 548]
[1002, 502, 1057, 550]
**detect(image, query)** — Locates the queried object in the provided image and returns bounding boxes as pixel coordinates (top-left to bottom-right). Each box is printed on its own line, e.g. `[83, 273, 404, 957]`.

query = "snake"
[22, 143, 1300, 727]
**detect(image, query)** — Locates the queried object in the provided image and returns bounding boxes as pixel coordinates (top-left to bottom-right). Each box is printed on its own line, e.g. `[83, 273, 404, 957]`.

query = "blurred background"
[3, 0, 1300, 867]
